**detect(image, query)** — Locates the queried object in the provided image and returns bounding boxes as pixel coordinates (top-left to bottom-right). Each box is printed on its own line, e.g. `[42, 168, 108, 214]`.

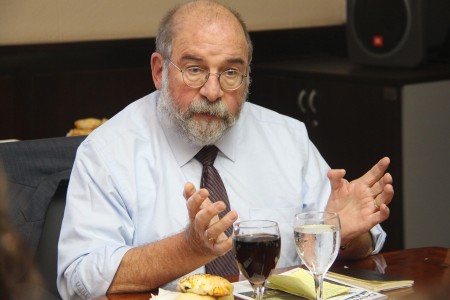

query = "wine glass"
[233, 220, 281, 300]
[293, 211, 341, 300]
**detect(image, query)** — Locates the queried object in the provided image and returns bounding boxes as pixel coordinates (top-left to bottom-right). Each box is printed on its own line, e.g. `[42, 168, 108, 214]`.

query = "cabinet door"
[0, 76, 15, 140]
[250, 73, 400, 178]
[30, 67, 153, 139]
[250, 73, 403, 251]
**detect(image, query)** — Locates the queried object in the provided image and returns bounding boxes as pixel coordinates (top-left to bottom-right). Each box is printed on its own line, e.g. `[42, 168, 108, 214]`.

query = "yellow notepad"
[326, 270, 414, 292]
[267, 268, 350, 300]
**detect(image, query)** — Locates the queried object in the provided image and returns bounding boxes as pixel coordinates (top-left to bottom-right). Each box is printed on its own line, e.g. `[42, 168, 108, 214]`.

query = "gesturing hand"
[182, 182, 238, 258]
[325, 157, 394, 241]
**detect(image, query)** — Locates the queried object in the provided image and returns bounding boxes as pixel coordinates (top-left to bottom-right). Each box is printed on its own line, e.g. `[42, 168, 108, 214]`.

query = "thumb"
[328, 169, 346, 191]
[183, 182, 196, 201]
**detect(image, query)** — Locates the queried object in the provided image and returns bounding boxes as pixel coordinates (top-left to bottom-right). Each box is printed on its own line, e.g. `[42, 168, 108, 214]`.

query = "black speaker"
[347, 0, 450, 67]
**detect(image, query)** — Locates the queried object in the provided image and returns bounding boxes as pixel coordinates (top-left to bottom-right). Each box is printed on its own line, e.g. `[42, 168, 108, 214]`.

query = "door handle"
[308, 90, 317, 114]
[297, 89, 307, 113]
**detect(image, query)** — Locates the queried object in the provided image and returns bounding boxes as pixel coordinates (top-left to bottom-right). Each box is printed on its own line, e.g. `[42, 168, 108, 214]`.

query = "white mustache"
[187, 98, 230, 119]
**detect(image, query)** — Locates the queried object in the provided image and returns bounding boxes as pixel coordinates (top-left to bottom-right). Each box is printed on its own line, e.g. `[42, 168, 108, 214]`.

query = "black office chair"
[0, 136, 85, 299]
[34, 180, 69, 298]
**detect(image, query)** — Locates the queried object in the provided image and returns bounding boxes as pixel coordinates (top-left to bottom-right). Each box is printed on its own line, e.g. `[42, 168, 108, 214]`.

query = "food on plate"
[176, 274, 234, 300]
[65, 128, 92, 136]
[74, 117, 106, 130]
[66, 117, 107, 136]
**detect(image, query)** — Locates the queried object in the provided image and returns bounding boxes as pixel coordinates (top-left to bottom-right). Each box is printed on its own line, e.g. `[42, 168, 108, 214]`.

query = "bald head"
[155, 0, 253, 63]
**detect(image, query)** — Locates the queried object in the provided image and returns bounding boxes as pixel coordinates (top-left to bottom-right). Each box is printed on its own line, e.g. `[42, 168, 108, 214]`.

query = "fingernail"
[214, 202, 225, 212]
[227, 210, 238, 221]
[199, 189, 208, 197]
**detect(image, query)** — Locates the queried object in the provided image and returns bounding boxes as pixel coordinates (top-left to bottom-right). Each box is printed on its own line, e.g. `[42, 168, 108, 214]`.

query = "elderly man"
[57, 1, 393, 299]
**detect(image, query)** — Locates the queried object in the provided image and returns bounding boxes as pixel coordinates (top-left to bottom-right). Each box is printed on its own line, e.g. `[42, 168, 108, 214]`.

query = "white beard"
[157, 65, 248, 146]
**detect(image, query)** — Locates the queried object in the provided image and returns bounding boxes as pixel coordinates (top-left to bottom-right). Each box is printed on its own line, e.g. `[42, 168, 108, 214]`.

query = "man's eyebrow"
[179, 55, 203, 62]
[226, 57, 246, 65]
[179, 55, 246, 65]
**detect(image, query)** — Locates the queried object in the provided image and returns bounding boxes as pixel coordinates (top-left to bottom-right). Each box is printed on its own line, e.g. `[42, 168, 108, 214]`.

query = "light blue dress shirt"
[57, 91, 386, 299]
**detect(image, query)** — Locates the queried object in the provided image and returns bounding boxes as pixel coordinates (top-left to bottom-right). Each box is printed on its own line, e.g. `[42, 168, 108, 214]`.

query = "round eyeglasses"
[168, 59, 247, 91]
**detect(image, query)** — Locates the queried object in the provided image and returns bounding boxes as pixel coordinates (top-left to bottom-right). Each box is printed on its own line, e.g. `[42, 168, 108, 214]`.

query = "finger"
[375, 182, 394, 207]
[369, 172, 393, 197]
[362, 205, 389, 239]
[327, 169, 346, 191]
[204, 228, 216, 242]
[375, 203, 390, 223]
[185, 188, 209, 221]
[202, 201, 236, 230]
[360, 157, 390, 187]
[192, 200, 228, 238]
[205, 210, 238, 242]
[374, 173, 394, 206]
[364, 203, 390, 233]
[200, 198, 214, 210]
[211, 235, 234, 254]
[183, 182, 196, 200]
[383, 172, 393, 185]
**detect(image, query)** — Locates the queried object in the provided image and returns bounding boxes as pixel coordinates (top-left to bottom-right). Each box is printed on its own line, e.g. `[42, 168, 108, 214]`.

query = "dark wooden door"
[249, 71, 403, 251]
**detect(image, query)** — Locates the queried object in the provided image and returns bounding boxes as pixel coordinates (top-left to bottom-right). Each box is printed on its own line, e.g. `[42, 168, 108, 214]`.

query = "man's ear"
[151, 52, 164, 90]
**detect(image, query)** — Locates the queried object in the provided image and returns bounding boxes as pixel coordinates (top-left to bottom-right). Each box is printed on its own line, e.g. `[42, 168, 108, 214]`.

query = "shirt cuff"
[370, 224, 387, 254]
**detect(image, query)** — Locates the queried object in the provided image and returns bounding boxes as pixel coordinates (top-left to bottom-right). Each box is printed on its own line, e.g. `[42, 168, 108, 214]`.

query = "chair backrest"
[0, 136, 85, 299]
[34, 180, 69, 298]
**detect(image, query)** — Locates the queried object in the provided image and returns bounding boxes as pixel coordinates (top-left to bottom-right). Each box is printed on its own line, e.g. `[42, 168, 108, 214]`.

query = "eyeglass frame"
[167, 59, 248, 91]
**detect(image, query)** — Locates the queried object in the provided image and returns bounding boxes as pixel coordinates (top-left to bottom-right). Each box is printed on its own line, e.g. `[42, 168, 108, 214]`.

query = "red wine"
[233, 233, 281, 285]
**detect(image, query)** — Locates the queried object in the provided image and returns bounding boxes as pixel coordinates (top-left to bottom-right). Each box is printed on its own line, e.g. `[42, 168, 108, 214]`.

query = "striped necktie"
[195, 145, 239, 277]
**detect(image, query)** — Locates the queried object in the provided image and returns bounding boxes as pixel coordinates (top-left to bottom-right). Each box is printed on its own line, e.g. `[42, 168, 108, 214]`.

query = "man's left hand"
[326, 157, 394, 243]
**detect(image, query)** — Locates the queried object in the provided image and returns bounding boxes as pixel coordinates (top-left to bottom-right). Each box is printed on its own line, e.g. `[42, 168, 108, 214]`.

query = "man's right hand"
[183, 182, 238, 258]
[107, 183, 238, 294]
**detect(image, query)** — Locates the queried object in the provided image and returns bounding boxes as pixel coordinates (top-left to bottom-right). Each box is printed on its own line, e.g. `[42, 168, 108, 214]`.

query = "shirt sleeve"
[370, 224, 387, 254]
[57, 140, 133, 300]
[301, 140, 331, 212]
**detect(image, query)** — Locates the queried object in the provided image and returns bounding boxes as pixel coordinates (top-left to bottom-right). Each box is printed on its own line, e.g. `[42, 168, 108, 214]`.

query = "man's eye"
[223, 69, 238, 77]
[186, 67, 203, 75]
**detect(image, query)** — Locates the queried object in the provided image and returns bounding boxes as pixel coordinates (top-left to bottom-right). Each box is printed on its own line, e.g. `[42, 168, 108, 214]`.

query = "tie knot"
[195, 145, 219, 166]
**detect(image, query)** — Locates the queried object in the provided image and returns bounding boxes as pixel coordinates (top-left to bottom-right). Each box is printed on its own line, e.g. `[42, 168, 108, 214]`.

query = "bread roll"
[66, 128, 92, 137]
[177, 274, 233, 298]
[74, 118, 103, 130]
[66, 117, 107, 136]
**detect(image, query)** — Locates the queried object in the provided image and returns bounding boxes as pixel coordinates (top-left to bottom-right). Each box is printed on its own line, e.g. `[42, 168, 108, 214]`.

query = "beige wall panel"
[0, 0, 345, 45]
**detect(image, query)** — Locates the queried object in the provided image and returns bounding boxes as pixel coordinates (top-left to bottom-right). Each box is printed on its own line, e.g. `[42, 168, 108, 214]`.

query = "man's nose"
[200, 73, 224, 102]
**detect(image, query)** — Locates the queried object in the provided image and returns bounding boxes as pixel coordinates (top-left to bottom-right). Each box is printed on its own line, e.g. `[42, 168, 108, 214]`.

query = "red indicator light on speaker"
[373, 35, 384, 47]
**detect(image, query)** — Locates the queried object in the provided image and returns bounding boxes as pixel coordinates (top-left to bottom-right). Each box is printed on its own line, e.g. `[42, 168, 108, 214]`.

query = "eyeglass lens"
[184, 68, 243, 90]
[170, 60, 245, 90]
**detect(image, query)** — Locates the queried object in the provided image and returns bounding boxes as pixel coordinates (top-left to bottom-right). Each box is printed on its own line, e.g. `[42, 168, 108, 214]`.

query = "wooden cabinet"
[30, 68, 153, 138]
[249, 57, 450, 251]
[0, 76, 15, 140]
[249, 74, 399, 176]
[0, 68, 153, 140]
[0, 39, 155, 140]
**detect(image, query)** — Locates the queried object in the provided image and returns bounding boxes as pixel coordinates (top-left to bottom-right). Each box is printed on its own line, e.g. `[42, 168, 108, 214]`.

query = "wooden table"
[93, 247, 449, 299]
[332, 247, 450, 299]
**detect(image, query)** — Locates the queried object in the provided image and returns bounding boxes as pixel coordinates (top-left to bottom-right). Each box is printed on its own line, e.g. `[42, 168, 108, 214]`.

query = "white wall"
[0, 0, 345, 45]
[402, 80, 450, 249]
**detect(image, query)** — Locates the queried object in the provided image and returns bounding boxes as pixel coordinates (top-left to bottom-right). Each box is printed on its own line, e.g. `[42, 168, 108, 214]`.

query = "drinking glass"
[293, 211, 341, 300]
[233, 220, 281, 300]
